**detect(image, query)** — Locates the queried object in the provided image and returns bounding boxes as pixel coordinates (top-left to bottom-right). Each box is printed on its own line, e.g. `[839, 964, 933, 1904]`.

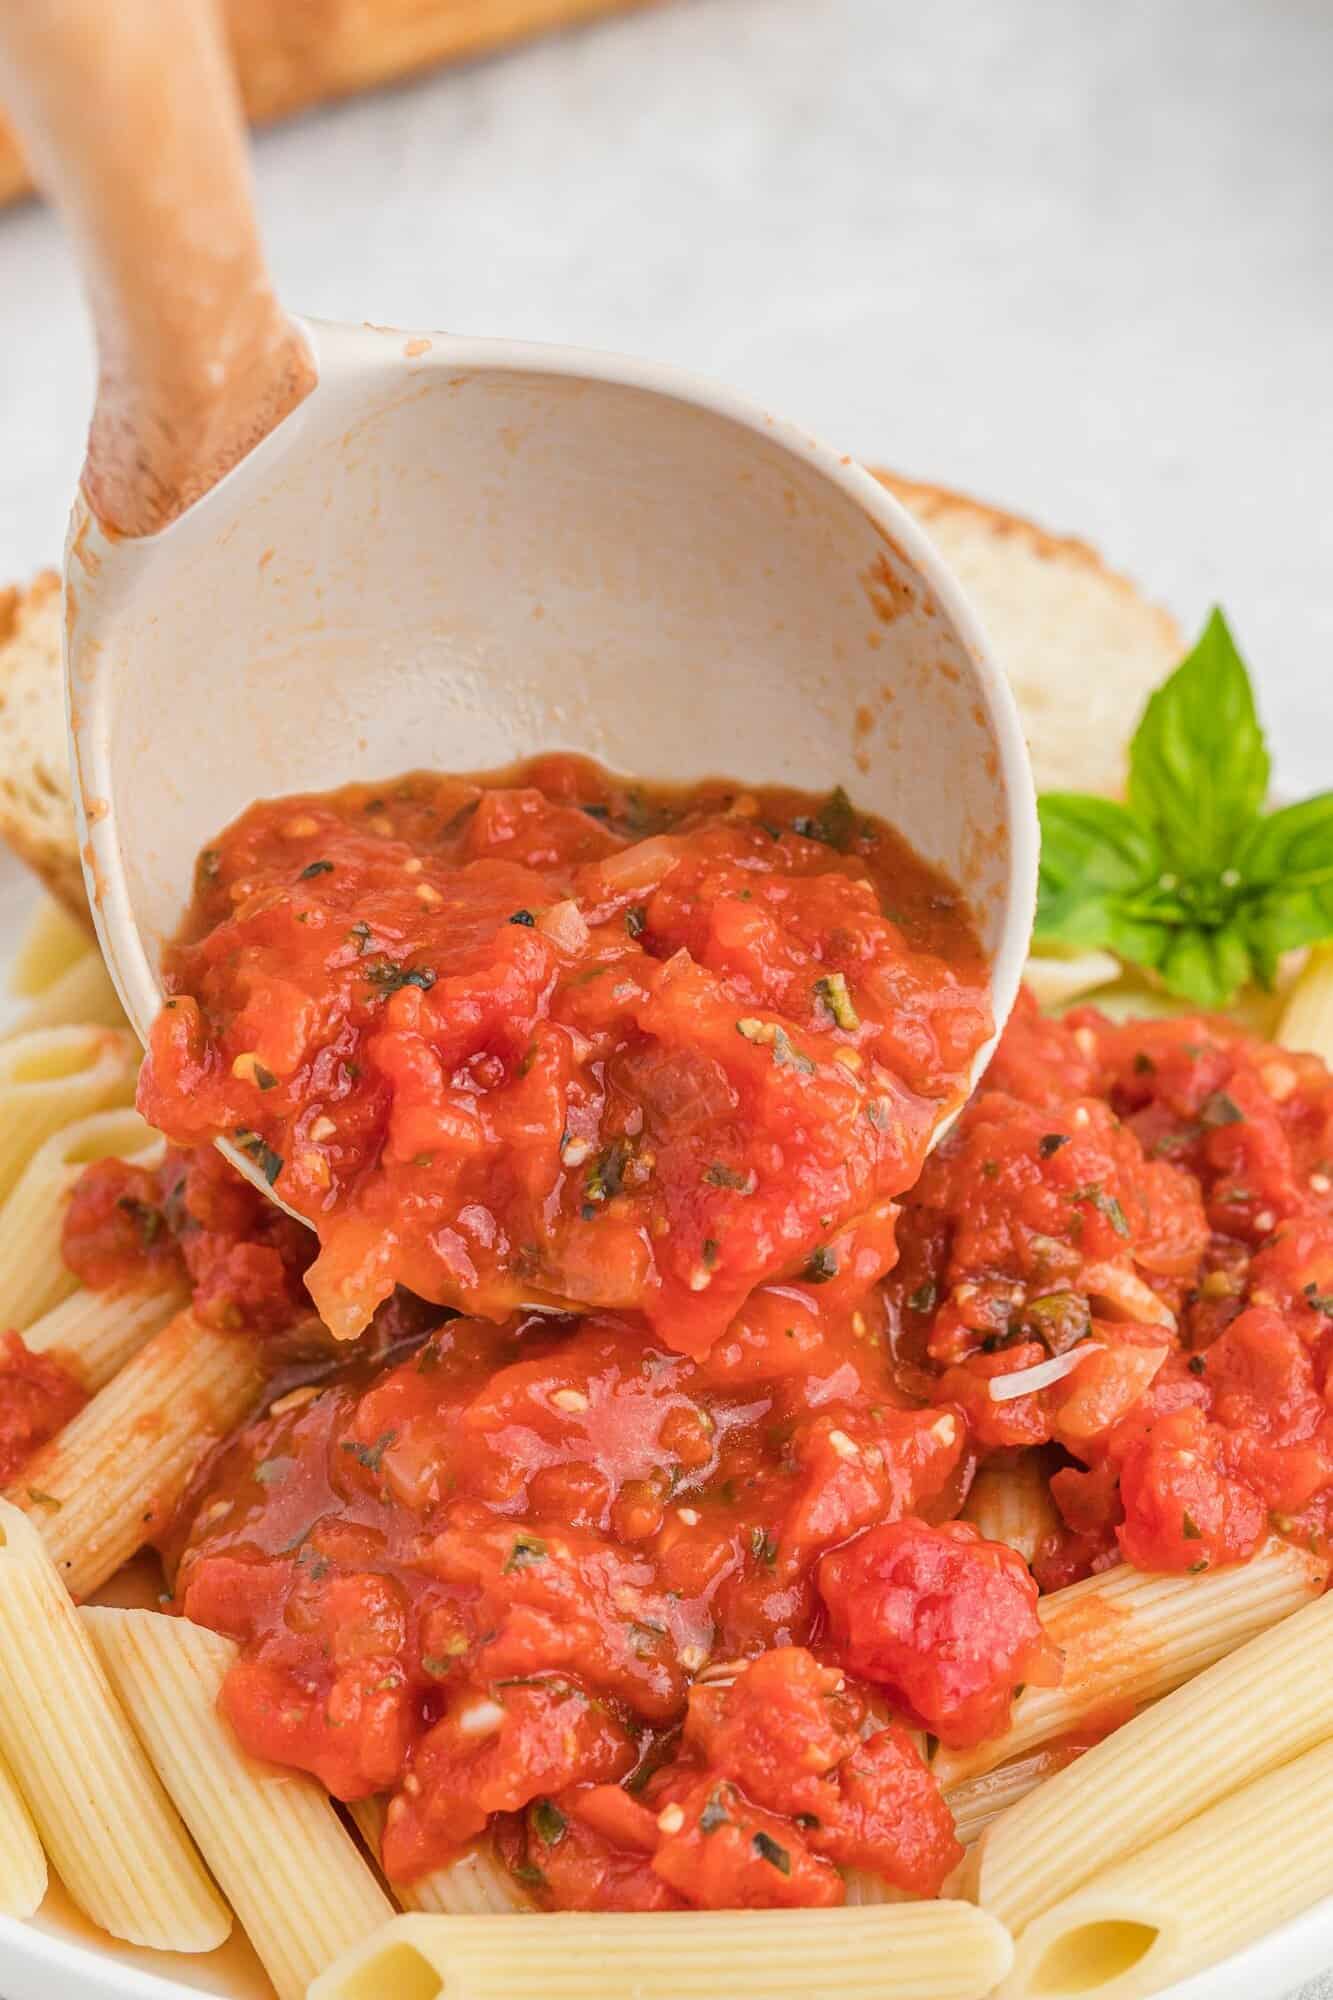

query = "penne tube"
[961, 1454, 1059, 1568]
[8, 1307, 263, 1600]
[4, 949, 128, 1039]
[0, 1743, 46, 1918]
[945, 1746, 1085, 1848]
[0, 1105, 162, 1330]
[350, 1797, 533, 1915]
[997, 1736, 1333, 1999]
[83, 1609, 393, 2000]
[0, 1024, 138, 1202]
[931, 1537, 1326, 1786]
[1278, 943, 1333, 1063]
[309, 1904, 1015, 2000]
[840, 1871, 919, 1906]
[21, 1279, 188, 1392]
[968, 1586, 1333, 1936]
[7, 896, 92, 998]
[0, 1501, 228, 1949]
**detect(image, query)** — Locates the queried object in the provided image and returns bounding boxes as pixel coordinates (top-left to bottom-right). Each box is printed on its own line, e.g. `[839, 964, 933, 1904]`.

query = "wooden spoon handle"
[0, 0, 314, 539]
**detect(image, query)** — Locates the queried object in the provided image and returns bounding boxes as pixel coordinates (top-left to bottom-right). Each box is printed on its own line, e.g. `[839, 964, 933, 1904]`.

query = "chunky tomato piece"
[818, 1518, 1060, 1745]
[813, 1723, 963, 1894]
[1116, 1407, 1267, 1571]
[382, 1679, 636, 1880]
[62, 1142, 314, 1336]
[681, 1648, 858, 1818]
[0, 1331, 86, 1487]
[652, 1775, 843, 1910]
[59, 1158, 181, 1293]
[509, 1798, 683, 1912]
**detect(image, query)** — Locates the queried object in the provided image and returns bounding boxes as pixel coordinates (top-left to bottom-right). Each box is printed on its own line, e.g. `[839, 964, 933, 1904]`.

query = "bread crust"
[875, 469, 1182, 655]
[0, 568, 90, 928]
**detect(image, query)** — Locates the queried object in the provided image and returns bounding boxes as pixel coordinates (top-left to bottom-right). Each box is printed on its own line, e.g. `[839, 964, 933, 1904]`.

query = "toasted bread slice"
[0, 477, 1180, 925]
[877, 473, 1182, 796]
[0, 572, 87, 927]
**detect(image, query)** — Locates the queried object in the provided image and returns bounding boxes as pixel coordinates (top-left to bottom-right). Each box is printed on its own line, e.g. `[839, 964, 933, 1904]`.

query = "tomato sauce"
[0, 1332, 86, 1489]
[137, 757, 991, 1352]
[165, 985, 1333, 1908]
[88, 751, 1333, 1911]
[887, 991, 1333, 1584]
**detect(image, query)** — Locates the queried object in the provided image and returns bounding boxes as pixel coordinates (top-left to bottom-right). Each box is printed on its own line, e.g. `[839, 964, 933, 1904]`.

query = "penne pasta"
[83, 1609, 393, 2000]
[968, 1585, 1333, 1936]
[839, 1871, 919, 1907]
[4, 948, 127, 1039]
[0, 1500, 228, 1950]
[931, 1536, 1326, 1786]
[961, 1454, 1059, 1568]
[0, 1104, 161, 1330]
[21, 1278, 188, 1392]
[349, 1797, 533, 1915]
[945, 1746, 1085, 1848]
[0, 1743, 46, 1919]
[0, 1023, 139, 1202]
[1278, 943, 1333, 1063]
[997, 1736, 1333, 1999]
[309, 1904, 1015, 2000]
[8, 1307, 264, 1600]
[7, 895, 92, 999]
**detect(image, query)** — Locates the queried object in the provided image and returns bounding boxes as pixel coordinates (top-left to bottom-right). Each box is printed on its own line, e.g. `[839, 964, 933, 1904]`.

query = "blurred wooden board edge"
[0, 0, 657, 210]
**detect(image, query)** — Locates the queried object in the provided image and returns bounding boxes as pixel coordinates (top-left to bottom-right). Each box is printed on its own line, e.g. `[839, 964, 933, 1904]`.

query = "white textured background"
[0, 2, 1330, 1994]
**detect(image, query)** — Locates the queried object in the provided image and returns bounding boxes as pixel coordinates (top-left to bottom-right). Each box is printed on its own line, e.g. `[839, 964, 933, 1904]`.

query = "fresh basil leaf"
[1126, 609, 1269, 876]
[1035, 795, 1160, 950]
[1149, 923, 1255, 1010]
[1236, 793, 1333, 974]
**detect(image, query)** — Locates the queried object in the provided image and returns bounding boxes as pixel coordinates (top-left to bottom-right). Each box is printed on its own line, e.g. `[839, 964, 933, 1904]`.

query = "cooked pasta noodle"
[83, 1609, 393, 2000]
[0, 1743, 46, 1919]
[0, 1023, 138, 1201]
[8, 896, 91, 999]
[0, 1501, 228, 1950]
[349, 1797, 533, 1916]
[931, 1536, 1325, 1786]
[1278, 943, 1333, 1063]
[961, 1454, 1059, 1567]
[0, 1104, 161, 1330]
[309, 1904, 1015, 2000]
[8, 1308, 263, 1600]
[945, 1746, 1085, 1847]
[839, 1871, 919, 1907]
[5, 948, 127, 1039]
[998, 1736, 1333, 1999]
[968, 1586, 1333, 1935]
[21, 1279, 188, 1392]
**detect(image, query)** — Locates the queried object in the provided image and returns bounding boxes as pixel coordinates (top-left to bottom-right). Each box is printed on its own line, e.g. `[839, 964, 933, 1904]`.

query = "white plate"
[0, 845, 1326, 2000]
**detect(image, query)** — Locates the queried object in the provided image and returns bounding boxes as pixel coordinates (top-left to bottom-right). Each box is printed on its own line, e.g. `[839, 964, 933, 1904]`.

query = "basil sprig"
[1035, 610, 1333, 1008]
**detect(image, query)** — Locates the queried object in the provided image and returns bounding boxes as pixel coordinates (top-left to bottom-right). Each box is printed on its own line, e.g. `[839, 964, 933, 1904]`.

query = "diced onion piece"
[592, 835, 685, 895]
[1082, 1261, 1177, 1330]
[986, 1342, 1103, 1402]
[537, 900, 590, 954]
